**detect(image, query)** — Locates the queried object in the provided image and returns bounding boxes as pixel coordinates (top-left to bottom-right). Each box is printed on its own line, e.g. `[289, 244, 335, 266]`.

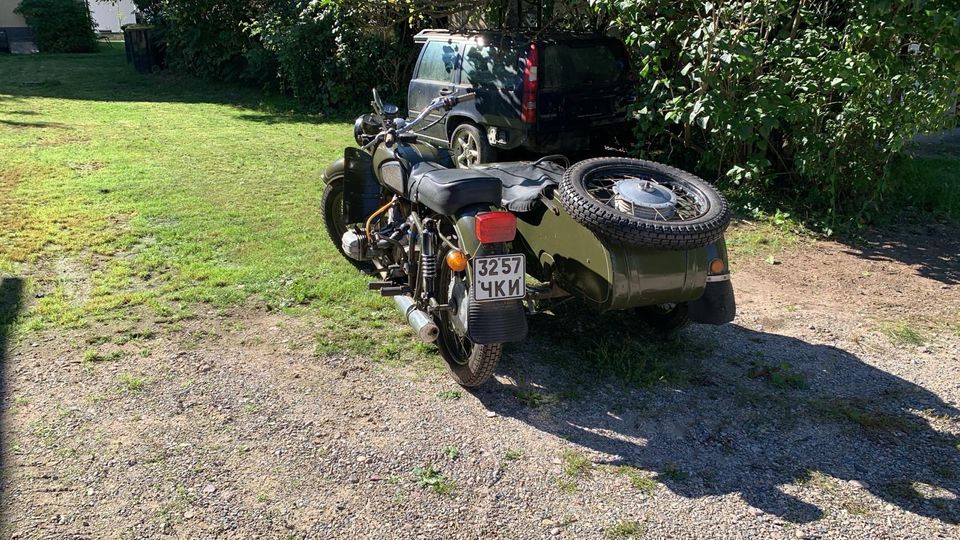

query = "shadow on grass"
[0, 277, 25, 501]
[0, 119, 70, 129]
[473, 303, 960, 525]
[0, 46, 359, 125]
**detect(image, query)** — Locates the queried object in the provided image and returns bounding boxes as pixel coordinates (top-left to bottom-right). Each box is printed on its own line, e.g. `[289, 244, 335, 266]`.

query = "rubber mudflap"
[467, 299, 528, 344]
[688, 278, 736, 325]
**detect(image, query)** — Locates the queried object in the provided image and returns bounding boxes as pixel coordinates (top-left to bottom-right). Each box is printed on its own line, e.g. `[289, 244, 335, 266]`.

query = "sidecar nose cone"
[613, 179, 677, 209]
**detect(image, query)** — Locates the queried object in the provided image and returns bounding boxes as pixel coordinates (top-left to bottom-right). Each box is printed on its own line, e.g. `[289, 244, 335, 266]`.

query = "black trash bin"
[121, 24, 133, 63]
[124, 25, 157, 74]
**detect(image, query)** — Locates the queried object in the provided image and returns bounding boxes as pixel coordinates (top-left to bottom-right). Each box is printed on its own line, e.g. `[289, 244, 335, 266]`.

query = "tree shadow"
[0, 277, 25, 500]
[839, 220, 960, 285]
[0, 119, 70, 129]
[0, 47, 361, 128]
[473, 306, 960, 525]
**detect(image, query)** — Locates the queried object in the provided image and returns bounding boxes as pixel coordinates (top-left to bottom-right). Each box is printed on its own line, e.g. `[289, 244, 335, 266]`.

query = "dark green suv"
[408, 29, 635, 167]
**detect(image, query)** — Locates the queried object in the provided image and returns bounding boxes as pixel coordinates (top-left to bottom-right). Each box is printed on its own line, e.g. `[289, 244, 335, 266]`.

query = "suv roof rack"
[414, 29, 452, 44]
[414, 28, 608, 45]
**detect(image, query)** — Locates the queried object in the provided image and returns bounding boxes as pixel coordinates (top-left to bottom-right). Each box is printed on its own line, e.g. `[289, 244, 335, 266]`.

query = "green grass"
[609, 465, 658, 494]
[725, 209, 808, 260]
[118, 372, 146, 393]
[658, 463, 689, 482]
[411, 465, 455, 496]
[436, 389, 462, 401]
[560, 449, 593, 478]
[746, 361, 807, 390]
[793, 469, 838, 492]
[0, 47, 437, 361]
[503, 448, 524, 461]
[605, 520, 644, 538]
[888, 153, 960, 221]
[812, 398, 916, 434]
[82, 348, 123, 364]
[878, 320, 925, 347]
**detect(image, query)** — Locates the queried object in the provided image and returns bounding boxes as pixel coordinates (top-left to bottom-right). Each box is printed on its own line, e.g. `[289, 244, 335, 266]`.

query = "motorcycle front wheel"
[321, 174, 373, 272]
[434, 245, 502, 387]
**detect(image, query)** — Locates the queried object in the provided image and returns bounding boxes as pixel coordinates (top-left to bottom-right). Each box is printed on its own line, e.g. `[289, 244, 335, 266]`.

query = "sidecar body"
[470, 161, 735, 324]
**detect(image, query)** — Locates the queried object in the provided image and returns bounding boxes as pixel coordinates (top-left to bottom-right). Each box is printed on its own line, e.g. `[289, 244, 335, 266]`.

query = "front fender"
[321, 157, 345, 184]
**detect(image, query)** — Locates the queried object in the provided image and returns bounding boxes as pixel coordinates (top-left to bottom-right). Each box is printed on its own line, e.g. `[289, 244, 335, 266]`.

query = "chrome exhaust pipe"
[393, 295, 440, 342]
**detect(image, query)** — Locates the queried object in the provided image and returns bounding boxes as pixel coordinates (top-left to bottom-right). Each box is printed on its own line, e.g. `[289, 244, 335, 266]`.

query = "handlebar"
[404, 92, 476, 133]
[362, 92, 476, 151]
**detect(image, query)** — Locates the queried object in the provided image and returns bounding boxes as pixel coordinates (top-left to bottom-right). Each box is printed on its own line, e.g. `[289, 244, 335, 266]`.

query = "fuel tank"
[373, 142, 453, 196]
[516, 196, 723, 312]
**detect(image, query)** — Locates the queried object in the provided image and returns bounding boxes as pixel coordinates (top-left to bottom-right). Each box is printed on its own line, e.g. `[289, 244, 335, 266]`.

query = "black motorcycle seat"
[473, 161, 564, 213]
[408, 161, 502, 215]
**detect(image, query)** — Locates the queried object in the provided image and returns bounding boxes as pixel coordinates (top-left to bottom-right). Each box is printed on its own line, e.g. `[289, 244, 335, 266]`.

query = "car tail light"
[521, 42, 539, 124]
[475, 212, 517, 244]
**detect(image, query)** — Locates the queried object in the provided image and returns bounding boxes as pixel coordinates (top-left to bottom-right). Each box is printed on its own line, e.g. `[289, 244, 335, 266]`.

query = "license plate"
[473, 255, 525, 302]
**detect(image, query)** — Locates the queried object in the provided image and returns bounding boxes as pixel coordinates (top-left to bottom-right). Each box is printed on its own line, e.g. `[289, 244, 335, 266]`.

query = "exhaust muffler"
[393, 295, 440, 342]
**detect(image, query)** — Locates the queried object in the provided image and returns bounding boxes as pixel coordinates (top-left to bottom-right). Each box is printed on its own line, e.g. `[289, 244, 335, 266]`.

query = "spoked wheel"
[558, 158, 731, 250]
[635, 302, 690, 333]
[434, 245, 502, 387]
[321, 174, 372, 272]
[450, 123, 494, 168]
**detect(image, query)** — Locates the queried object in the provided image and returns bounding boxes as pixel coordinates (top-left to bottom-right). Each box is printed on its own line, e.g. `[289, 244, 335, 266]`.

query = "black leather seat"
[473, 161, 564, 212]
[408, 162, 502, 215]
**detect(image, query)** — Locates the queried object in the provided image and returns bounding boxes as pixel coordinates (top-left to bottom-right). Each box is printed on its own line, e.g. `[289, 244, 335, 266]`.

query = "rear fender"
[450, 205, 528, 344]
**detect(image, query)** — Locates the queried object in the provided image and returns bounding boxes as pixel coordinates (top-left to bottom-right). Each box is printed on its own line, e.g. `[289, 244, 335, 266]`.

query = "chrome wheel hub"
[613, 179, 678, 220]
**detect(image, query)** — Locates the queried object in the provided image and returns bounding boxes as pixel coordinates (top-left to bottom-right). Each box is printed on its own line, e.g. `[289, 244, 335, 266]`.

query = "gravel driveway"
[1, 223, 958, 539]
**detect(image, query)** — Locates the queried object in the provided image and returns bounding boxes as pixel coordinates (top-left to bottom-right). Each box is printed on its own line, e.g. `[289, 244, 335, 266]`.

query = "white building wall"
[89, 0, 137, 32]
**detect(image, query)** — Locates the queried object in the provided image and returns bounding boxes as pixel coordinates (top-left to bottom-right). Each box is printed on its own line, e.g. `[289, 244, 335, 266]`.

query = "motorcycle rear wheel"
[434, 245, 502, 387]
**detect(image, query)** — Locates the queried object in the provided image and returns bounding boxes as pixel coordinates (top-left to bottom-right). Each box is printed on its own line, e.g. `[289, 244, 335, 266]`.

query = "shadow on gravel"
[0, 277, 25, 489]
[476, 310, 960, 525]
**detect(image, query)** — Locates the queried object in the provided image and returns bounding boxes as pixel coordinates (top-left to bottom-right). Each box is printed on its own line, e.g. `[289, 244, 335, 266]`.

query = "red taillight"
[475, 212, 517, 244]
[521, 42, 539, 124]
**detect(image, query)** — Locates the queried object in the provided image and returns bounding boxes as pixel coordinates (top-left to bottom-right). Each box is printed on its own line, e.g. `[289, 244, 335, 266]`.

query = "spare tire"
[557, 157, 730, 250]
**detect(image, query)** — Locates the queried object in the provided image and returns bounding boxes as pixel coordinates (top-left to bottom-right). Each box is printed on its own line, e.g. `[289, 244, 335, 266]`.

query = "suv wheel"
[450, 123, 495, 168]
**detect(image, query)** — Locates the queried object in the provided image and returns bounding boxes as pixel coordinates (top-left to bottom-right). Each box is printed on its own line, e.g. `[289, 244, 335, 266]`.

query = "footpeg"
[379, 286, 408, 297]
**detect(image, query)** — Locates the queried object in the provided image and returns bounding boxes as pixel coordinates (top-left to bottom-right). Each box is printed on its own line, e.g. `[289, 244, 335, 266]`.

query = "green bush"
[596, 0, 960, 227]
[143, 0, 416, 109]
[151, 0, 266, 81]
[247, 2, 415, 109]
[15, 0, 98, 53]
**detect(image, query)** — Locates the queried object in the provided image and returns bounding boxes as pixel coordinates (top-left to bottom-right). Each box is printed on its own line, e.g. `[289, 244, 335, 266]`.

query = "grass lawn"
[0, 46, 423, 360]
[1, 46, 956, 370]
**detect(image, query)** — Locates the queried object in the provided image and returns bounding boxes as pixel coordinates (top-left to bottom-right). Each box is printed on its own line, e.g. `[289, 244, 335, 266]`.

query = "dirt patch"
[1, 225, 958, 539]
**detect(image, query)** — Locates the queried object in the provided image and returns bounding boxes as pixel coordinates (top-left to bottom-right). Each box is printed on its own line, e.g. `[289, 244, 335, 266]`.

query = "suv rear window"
[542, 43, 627, 89]
[417, 41, 460, 83]
[462, 45, 520, 88]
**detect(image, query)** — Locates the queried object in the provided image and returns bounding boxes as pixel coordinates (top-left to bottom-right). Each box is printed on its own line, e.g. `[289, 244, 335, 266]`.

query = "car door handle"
[439, 87, 453, 96]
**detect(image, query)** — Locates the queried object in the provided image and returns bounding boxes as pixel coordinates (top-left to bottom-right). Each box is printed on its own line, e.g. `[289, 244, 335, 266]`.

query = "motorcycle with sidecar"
[321, 90, 735, 387]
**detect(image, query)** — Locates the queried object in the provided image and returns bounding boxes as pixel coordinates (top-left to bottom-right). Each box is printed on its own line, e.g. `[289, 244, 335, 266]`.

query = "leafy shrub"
[247, 2, 415, 109]
[141, 0, 416, 109]
[151, 0, 267, 81]
[15, 0, 98, 53]
[596, 0, 960, 227]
